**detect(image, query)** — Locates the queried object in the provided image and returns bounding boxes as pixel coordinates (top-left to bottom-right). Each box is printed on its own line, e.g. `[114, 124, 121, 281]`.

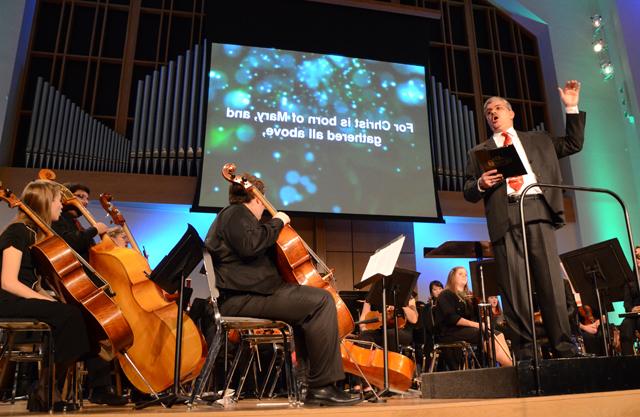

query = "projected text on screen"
[198, 43, 438, 219]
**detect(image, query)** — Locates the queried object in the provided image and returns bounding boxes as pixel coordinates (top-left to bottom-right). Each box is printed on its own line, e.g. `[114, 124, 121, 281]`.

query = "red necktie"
[502, 132, 524, 192]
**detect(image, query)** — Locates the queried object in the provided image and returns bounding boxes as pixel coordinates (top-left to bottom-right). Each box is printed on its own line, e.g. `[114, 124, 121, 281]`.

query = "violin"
[0, 183, 133, 359]
[221, 163, 354, 338]
[362, 306, 406, 332]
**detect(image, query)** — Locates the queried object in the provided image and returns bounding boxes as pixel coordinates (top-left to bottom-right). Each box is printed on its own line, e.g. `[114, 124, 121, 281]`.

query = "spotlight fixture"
[591, 14, 603, 28]
[592, 39, 605, 53]
[600, 62, 614, 79]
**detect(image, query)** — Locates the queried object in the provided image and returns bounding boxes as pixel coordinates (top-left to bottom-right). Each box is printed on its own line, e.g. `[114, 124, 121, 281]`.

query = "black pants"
[85, 357, 113, 390]
[220, 283, 344, 388]
[492, 198, 576, 357]
[0, 294, 90, 365]
[359, 328, 413, 353]
[620, 316, 640, 355]
[437, 327, 480, 369]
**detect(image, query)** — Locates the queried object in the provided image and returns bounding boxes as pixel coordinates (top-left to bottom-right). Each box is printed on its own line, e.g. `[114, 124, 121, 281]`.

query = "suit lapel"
[482, 136, 498, 150]
[518, 131, 545, 180]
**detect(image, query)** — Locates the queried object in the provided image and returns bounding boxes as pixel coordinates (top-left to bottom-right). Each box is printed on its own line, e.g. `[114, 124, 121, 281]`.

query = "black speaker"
[422, 356, 640, 399]
[517, 356, 640, 396]
[421, 367, 518, 398]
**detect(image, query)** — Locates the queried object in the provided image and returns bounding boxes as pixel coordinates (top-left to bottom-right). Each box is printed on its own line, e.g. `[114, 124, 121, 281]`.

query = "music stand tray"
[424, 241, 493, 259]
[352, 235, 408, 399]
[367, 268, 419, 311]
[149, 224, 204, 294]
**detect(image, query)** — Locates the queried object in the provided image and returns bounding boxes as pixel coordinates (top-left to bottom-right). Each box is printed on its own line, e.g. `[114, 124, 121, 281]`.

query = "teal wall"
[494, 0, 640, 265]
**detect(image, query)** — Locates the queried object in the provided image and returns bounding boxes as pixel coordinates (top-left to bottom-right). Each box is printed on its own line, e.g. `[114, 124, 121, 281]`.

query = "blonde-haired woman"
[0, 180, 90, 411]
[436, 266, 512, 367]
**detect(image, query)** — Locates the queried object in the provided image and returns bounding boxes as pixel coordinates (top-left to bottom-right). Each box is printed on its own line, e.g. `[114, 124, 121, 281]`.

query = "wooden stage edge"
[2, 389, 640, 417]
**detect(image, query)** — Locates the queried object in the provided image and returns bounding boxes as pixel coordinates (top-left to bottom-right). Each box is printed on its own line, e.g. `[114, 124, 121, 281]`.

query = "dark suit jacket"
[204, 203, 285, 295]
[463, 112, 586, 242]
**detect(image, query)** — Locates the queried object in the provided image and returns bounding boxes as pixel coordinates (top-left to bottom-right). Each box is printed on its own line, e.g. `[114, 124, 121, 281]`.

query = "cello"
[99, 193, 144, 256]
[0, 184, 133, 359]
[37, 171, 206, 394]
[221, 164, 415, 391]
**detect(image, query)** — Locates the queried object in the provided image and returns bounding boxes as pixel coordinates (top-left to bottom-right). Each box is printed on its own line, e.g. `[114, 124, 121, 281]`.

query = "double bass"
[221, 164, 415, 391]
[37, 171, 206, 393]
[0, 184, 133, 359]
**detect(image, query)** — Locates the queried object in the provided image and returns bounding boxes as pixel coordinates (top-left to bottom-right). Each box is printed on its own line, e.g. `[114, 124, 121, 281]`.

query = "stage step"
[421, 356, 640, 398]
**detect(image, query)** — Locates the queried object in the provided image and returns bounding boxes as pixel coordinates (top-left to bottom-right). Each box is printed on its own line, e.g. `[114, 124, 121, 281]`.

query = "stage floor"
[2, 389, 640, 417]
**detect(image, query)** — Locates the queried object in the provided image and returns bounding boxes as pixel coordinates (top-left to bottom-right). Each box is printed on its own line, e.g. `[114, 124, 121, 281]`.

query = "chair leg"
[10, 362, 21, 404]
[223, 343, 246, 399]
[259, 344, 280, 399]
[267, 345, 286, 399]
[280, 329, 299, 405]
[42, 331, 55, 413]
[429, 349, 440, 373]
[188, 324, 225, 406]
[234, 344, 256, 401]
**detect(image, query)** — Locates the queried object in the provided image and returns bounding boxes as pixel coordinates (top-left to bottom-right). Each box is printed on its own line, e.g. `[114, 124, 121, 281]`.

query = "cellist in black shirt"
[204, 172, 360, 407]
[50, 182, 127, 406]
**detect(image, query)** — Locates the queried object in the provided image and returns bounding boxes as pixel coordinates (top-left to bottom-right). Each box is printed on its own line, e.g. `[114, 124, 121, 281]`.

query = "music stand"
[354, 234, 406, 399]
[469, 259, 500, 299]
[142, 224, 204, 408]
[425, 240, 494, 301]
[560, 238, 633, 357]
[366, 268, 419, 351]
[338, 290, 369, 331]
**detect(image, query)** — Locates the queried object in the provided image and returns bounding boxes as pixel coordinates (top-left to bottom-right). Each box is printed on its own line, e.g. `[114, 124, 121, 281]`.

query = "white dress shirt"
[492, 127, 540, 196]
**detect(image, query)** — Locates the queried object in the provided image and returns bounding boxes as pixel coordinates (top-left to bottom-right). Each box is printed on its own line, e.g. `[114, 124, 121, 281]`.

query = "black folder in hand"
[475, 145, 527, 178]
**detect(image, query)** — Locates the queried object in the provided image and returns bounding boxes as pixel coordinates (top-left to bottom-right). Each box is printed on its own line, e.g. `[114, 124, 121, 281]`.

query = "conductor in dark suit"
[463, 80, 585, 360]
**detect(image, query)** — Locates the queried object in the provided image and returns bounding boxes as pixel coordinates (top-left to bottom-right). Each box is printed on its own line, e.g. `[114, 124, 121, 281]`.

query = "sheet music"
[361, 235, 405, 282]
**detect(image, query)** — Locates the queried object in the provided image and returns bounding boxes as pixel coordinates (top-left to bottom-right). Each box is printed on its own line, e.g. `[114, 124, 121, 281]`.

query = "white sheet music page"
[361, 235, 406, 282]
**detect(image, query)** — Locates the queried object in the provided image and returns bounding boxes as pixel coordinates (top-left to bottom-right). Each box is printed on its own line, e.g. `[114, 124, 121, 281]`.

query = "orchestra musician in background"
[51, 183, 115, 260]
[488, 295, 506, 328]
[106, 226, 130, 248]
[358, 290, 419, 353]
[620, 246, 640, 355]
[0, 180, 91, 412]
[436, 267, 513, 367]
[429, 280, 444, 304]
[50, 182, 128, 406]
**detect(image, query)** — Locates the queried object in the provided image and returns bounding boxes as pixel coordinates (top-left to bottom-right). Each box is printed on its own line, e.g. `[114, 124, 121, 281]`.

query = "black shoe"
[556, 349, 591, 359]
[362, 390, 377, 401]
[27, 396, 78, 413]
[89, 387, 129, 406]
[305, 384, 362, 407]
